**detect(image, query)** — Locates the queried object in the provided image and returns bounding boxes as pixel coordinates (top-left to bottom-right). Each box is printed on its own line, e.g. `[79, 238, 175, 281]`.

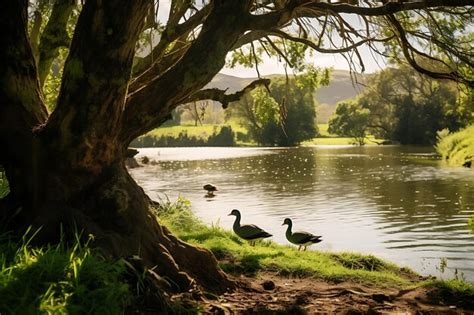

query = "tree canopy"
[229, 68, 328, 146]
[328, 100, 370, 145]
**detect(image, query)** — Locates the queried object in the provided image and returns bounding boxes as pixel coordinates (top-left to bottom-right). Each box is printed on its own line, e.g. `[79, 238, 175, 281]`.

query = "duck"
[228, 209, 272, 245]
[282, 218, 322, 251]
[203, 183, 217, 196]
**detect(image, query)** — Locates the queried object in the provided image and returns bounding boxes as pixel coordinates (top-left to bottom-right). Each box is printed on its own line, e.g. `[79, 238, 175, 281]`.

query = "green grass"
[0, 171, 9, 199]
[156, 198, 474, 306]
[1, 197, 474, 312]
[318, 123, 330, 137]
[435, 125, 474, 167]
[303, 137, 357, 145]
[304, 135, 383, 146]
[148, 123, 247, 140]
[143, 123, 383, 146]
[156, 198, 417, 288]
[0, 230, 131, 314]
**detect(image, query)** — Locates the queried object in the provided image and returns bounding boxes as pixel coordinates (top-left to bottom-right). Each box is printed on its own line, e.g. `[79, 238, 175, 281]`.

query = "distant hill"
[208, 70, 366, 123]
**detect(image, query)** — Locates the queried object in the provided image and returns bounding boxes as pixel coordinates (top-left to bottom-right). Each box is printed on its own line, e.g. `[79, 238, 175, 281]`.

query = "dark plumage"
[282, 218, 322, 251]
[203, 184, 217, 196]
[228, 209, 272, 245]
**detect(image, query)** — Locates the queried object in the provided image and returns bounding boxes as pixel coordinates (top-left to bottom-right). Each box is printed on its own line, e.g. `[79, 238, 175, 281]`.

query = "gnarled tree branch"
[187, 78, 271, 109]
[234, 29, 394, 54]
[133, 4, 212, 76]
[387, 14, 474, 88]
[249, 0, 474, 30]
[121, 1, 253, 143]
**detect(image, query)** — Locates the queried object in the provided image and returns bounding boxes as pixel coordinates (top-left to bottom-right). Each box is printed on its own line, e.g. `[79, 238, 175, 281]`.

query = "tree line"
[329, 64, 473, 145]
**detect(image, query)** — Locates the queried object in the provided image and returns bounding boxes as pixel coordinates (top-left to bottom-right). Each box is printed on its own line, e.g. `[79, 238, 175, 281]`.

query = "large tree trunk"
[0, 0, 234, 296]
[4, 143, 233, 293]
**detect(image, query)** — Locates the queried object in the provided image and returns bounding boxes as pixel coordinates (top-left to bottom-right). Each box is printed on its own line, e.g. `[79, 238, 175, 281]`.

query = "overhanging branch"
[133, 4, 211, 76]
[186, 78, 271, 109]
[248, 0, 474, 30]
[387, 14, 474, 88]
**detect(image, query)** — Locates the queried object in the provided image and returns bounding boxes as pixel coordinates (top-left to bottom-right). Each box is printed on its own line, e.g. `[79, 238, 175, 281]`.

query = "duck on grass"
[228, 209, 272, 246]
[283, 218, 322, 251]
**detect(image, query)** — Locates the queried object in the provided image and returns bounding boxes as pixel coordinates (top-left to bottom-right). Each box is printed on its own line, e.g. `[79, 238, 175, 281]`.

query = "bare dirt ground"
[192, 273, 474, 314]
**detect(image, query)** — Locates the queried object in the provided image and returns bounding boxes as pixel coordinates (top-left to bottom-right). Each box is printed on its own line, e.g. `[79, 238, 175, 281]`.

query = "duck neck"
[233, 214, 241, 229]
[285, 222, 293, 238]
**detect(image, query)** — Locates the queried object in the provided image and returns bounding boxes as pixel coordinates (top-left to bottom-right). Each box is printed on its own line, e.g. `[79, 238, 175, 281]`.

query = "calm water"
[130, 146, 474, 281]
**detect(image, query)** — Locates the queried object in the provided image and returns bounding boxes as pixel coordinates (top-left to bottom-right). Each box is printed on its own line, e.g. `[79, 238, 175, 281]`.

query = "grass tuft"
[435, 125, 474, 167]
[0, 171, 9, 199]
[0, 230, 131, 314]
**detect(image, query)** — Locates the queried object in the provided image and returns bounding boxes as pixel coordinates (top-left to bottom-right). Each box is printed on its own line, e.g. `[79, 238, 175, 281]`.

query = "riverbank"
[1, 198, 473, 313]
[436, 125, 474, 168]
[131, 123, 384, 147]
[159, 198, 474, 313]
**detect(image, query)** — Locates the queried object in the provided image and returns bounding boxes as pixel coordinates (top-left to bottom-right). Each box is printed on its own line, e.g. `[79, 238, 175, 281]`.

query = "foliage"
[175, 101, 211, 126]
[356, 65, 473, 145]
[230, 67, 329, 146]
[468, 216, 474, 234]
[381, 10, 474, 86]
[0, 171, 9, 199]
[131, 126, 236, 147]
[42, 47, 69, 110]
[0, 230, 131, 314]
[207, 126, 236, 146]
[435, 125, 474, 167]
[328, 101, 370, 145]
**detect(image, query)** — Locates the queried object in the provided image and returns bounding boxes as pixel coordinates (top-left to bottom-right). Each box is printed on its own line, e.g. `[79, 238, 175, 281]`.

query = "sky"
[220, 48, 388, 78]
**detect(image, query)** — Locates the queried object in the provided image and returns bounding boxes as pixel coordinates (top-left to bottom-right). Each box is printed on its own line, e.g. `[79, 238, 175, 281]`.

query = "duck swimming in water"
[203, 183, 217, 196]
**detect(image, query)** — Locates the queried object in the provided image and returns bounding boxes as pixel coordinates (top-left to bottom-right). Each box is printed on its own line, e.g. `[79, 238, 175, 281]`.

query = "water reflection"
[130, 146, 474, 280]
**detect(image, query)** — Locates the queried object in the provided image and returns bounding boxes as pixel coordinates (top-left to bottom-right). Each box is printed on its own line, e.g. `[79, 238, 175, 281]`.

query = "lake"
[129, 146, 474, 281]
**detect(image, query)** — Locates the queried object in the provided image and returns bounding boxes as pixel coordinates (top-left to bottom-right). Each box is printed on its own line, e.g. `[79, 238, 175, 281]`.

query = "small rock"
[295, 294, 309, 304]
[126, 148, 139, 158]
[372, 293, 391, 303]
[125, 157, 140, 168]
[262, 280, 275, 290]
[141, 156, 150, 164]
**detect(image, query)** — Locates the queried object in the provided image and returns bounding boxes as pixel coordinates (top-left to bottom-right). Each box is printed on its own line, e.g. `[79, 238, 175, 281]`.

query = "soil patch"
[196, 272, 473, 314]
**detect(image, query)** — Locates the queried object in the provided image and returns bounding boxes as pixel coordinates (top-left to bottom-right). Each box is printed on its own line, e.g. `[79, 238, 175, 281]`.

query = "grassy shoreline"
[436, 125, 474, 168]
[158, 198, 418, 288]
[157, 198, 474, 308]
[1, 198, 473, 313]
[132, 123, 385, 147]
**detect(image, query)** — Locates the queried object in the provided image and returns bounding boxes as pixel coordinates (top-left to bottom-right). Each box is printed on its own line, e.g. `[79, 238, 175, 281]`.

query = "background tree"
[231, 67, 329, 146]
[357, 65, 473, 145]
[328, 101, 370, 145]
[1, 0, 473, 301]
[177, 101, 209, 126]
